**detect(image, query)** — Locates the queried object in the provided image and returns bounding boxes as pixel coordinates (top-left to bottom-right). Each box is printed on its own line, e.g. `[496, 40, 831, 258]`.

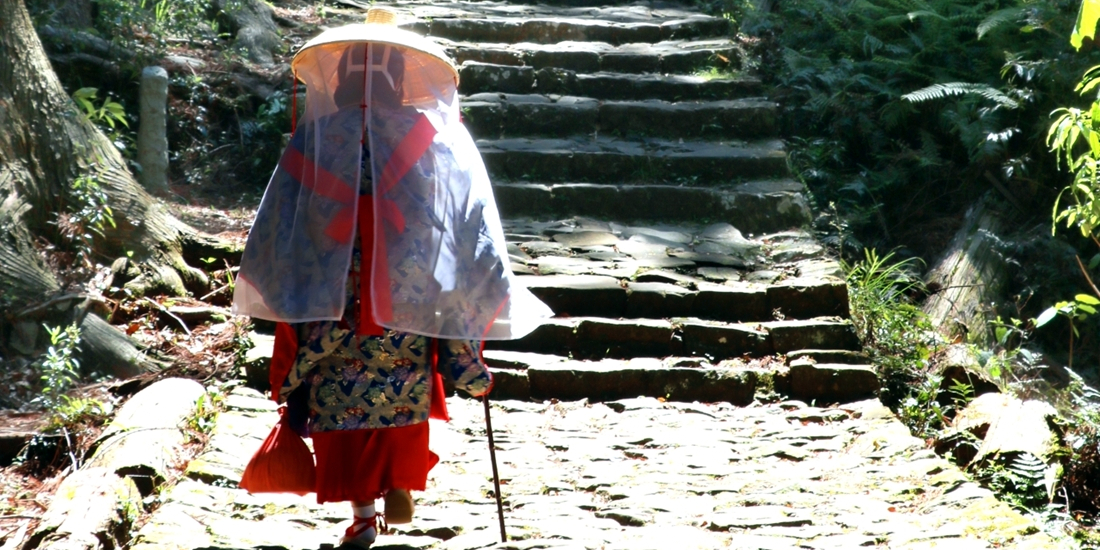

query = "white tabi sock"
[353, 503, 376, 519]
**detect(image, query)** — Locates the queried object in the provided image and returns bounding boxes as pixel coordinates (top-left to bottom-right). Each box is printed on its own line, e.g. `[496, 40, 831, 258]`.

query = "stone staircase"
[370, 0, 876, 406]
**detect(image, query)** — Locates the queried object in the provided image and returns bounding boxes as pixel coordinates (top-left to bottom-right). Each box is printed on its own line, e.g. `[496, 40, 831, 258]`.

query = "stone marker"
[137, 66, 169, 194]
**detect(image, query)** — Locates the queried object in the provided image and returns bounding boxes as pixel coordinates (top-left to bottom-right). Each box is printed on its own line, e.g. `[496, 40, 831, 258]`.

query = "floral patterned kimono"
[280, 241, 492, 503]
[274, 141, 493, 504]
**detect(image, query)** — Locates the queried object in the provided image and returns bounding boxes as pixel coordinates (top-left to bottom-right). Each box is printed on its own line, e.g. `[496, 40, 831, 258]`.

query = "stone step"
[478, 137, 788, 183]
[485, 317, 861, 360]
[501, 220, 842, 285]
[391, 0, 729, 32]
[482, 350, 880, 404]
[515, 273, 848, 321]
[786, 349, 870, 365]
[419, 14, 730, 46]
[460, 64, 762, 100]
[449, 38, 740, 75]
[494, 181, 810, 233]
[463, 94, 776, 140]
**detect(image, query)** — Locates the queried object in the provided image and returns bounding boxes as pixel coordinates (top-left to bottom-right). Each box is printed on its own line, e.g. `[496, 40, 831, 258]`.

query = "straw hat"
[292, 7, 459, 106]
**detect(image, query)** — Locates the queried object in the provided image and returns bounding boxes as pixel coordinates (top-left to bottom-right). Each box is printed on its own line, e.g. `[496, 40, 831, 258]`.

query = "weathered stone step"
[481, 350, 881, 404]
[463, 94, 776, 140]
[478, 137, 788, 183]
[485, 317, 861, 360]
[450, 38, 740, 75]
[495, 181, 808, 232]
[419, 15, 729, 46]
[391, 0, 729, 30]
[460, 64, 762, 99]
[503, 220, 841, 285]
[516, 273, 847, 321]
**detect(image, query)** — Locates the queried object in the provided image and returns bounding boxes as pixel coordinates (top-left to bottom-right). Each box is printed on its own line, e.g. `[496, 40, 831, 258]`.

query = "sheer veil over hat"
[233, 7, 553, 340]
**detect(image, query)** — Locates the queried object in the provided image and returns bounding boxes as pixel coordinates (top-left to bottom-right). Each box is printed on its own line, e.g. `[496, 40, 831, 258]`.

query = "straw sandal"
[384, 489, 415, 524]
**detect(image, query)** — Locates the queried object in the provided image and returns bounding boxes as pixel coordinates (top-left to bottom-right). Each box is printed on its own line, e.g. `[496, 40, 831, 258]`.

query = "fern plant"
[765, 0, 1096, 254]
[903, 82, 1020, 109]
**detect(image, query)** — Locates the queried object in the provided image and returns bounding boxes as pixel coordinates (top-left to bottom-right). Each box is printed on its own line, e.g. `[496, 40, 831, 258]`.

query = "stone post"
[137, 66, 169, 194]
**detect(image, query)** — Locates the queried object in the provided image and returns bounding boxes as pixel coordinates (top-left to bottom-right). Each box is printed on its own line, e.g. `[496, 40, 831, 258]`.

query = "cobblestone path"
[129, 387, 1060, 550]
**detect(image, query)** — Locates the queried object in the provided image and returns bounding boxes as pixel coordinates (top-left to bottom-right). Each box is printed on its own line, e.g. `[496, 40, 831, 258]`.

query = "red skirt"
[311, 422, 439, 504]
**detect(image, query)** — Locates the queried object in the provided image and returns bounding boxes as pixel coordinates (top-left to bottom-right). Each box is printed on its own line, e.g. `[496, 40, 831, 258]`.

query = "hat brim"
[292, 24, 459, 105]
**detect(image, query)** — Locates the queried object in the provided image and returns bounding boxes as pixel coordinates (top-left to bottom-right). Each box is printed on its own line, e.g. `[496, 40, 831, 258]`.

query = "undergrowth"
[736, 0, 1100, 259]
[844, 247, 1100, 541]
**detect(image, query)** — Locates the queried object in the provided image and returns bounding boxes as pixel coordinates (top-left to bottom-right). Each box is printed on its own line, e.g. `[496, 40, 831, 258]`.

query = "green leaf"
[1073, 0, 1100, 50]
[73, 87, 96, 99]
[1035, 307, 1059, 328]
[1078, 293, 1100, 305]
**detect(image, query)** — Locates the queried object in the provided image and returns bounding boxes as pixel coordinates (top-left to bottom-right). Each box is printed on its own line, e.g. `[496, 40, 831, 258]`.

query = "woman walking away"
[233, 8, 552, 549]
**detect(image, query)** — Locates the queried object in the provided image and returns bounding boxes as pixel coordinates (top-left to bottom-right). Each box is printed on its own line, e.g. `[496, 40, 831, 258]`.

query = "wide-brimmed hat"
[292, 7, 459, 106]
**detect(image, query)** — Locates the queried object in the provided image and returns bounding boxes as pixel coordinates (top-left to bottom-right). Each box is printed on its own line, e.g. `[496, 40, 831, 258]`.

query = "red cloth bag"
[239, 407, 316, 495]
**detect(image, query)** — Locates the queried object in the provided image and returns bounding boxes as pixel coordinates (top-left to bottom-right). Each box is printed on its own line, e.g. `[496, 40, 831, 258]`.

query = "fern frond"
[977, 7, 1026, 39]
[862, 34, 885, 56]
[902, 82, 1019, 109]
[907, 9, 947, 21]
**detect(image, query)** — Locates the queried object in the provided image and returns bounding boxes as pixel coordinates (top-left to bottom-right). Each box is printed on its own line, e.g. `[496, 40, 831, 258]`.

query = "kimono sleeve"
[439, 339, 493, 397]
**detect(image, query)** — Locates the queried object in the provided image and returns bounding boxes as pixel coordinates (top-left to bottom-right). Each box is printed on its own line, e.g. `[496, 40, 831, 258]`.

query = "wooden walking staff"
[483, 394, 507, 542]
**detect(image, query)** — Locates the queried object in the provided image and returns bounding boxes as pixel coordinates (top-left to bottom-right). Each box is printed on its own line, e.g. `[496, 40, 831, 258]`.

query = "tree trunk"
[0, 0, 229, 377]
[922, 195, 1012, 346]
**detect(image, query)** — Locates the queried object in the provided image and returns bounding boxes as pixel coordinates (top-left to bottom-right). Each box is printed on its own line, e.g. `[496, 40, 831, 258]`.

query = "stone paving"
[499, 218, 830, 283]
[130, 386, 1062, 550]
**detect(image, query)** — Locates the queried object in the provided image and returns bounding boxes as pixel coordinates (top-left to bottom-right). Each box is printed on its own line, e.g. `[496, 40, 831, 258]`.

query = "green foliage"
[243, 90, 294, 171]
[973, 453, 1055, 510]
[1027, 291, 1100, 369]
[767, 0, 1097, 251]
[844, 248, 944, 433]
[947, 377, 976, 407]
[1073, 0, 1100, 50]
[46, 397, 111, 432]
[184, 391, 224, 442]
[71, 88, 133, 154]
[1047, 64, 1100, 240]
[903, 82, 1020, 109]
[97, 0, 220, 42]
[896, 373, 950, 435]
[72, 87, 128, 130]
[845, 248, 927, 350]
[1035, 293, 1099, 332]
[59, 168, 116, 269]
[230, 317, 253, 367]
[694, 65, 741, 81]
[35, 323, 82, 411]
